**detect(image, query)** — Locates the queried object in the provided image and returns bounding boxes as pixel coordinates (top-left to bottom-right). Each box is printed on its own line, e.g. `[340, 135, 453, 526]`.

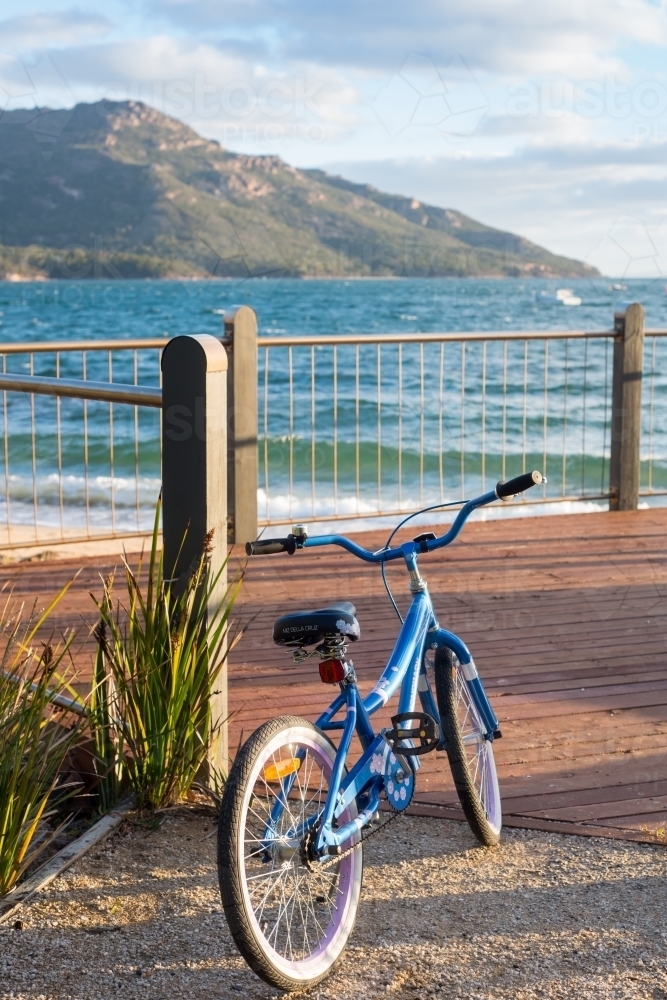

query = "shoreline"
[0, 273, 615, 283]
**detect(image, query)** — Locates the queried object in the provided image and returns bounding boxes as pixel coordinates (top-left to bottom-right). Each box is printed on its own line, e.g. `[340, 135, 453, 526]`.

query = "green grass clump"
[90, 500, 241, 811]
[0, 586, 81, 896]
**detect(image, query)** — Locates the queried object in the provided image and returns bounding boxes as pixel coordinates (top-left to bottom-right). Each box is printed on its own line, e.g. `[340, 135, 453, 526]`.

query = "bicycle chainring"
[383, 749, 415, 812]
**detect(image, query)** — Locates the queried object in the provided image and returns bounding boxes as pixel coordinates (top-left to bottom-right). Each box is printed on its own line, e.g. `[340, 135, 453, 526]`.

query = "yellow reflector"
[263, 758, 302, 782]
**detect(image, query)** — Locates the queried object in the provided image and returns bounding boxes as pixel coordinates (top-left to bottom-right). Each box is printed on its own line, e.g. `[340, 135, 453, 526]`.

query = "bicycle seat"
[273, 602, 360, 647]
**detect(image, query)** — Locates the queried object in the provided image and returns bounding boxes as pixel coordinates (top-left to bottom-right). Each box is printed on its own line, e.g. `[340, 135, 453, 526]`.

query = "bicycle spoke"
[452, 665, 497, 825]
[236, 732, 359, 967]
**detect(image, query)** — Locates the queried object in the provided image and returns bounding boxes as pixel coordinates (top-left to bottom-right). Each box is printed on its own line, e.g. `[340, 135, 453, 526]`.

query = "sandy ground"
[2, 811, 666, 1000]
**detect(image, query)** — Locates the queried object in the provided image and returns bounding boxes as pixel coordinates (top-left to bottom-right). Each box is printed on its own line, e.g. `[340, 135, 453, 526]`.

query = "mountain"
[0, 100, 598, 280]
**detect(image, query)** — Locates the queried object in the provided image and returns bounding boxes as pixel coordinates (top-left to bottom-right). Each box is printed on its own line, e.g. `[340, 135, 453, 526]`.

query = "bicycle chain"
[316, 808, 402, 870]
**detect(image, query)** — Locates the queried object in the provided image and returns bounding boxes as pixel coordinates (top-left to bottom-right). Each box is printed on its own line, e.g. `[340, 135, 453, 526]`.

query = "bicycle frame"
[308, 581, 498, 854]
[259, 485, 516, 859]
[265, 548, 500, 859]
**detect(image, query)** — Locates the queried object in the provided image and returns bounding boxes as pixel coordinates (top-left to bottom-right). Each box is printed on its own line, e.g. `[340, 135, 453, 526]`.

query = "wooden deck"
[5, 508, 667, 844]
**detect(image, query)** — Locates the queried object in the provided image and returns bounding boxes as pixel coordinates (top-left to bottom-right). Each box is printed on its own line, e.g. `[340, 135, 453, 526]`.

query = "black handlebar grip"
[496, 470, 544, 499]
[245, 535, 297, 556]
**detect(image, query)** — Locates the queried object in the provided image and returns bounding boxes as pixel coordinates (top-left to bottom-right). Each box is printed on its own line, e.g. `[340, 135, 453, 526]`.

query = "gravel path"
[2, 810, 666, 1000]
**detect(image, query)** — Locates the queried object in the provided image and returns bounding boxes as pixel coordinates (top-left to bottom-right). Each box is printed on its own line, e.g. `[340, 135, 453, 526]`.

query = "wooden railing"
[0, 303, 665, 551]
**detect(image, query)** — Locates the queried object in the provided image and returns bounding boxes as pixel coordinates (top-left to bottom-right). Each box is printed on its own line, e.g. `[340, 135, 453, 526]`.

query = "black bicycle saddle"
[273, 602, 359, 647]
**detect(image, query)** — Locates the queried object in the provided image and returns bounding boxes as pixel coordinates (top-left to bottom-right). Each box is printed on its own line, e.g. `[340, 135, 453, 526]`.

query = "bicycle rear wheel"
[434, 647, 502, 846]
[217, 716, 363, 991]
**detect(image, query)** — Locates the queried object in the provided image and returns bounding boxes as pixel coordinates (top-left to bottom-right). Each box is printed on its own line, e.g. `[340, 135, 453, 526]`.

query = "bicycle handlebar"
[246, 471, 544, 563]
[496, 470, 543, 499]
[245, 536, 296, 556]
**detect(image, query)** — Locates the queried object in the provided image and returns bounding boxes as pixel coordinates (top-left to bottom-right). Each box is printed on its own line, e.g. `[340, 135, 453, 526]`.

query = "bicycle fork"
[424, 626, 501, 740]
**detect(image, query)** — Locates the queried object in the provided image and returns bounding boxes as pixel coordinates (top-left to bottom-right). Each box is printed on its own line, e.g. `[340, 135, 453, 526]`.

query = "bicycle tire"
[217, 715, 363, 991]
[434, 647, 502, 846]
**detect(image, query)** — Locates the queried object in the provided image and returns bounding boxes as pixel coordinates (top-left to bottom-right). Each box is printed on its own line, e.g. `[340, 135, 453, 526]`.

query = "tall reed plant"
[0, 586, 81, 896]
[88, 635, 122, 814]
[91, 500, 241, 811]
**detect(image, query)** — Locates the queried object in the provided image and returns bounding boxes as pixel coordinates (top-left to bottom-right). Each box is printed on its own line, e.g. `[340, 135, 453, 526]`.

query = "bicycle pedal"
[383, 712, 440, 756]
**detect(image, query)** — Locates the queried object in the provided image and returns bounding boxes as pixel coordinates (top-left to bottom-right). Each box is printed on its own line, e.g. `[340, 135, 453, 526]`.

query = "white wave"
[1, 472, 161, 505]
[0, 501, 158, 532]
[255, 488, 629, 535]
[1, 478, 663, 538]
[0, 472, 162, 532]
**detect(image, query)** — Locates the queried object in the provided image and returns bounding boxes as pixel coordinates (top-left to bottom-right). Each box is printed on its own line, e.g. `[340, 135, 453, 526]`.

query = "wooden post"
[609, 302, 645, 511]
[161, 334, 229, 776]
[224, 306, 258, 545]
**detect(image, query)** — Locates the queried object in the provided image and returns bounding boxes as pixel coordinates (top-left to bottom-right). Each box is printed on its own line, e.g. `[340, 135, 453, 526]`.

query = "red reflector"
[319, 659, 346, 683]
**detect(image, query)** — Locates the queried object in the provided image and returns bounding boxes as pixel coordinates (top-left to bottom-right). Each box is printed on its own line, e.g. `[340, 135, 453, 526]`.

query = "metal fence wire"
[0, 340, 164, 547]
[0, 327, 665, 545]
[258, 331, 621, 525]
[641, 334, 667, 498]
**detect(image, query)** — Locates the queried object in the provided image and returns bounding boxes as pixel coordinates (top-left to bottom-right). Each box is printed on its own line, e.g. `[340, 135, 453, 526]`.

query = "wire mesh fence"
[641, 333, 667, 500]
[0, 341, 164, 546]
[0, 326, 665, 544]
[258, 331, 621, 525]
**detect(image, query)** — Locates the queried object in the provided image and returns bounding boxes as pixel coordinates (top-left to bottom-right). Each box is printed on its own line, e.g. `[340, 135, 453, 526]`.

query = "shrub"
[0, 587, 81, 896]
[90, 501, 241, 811]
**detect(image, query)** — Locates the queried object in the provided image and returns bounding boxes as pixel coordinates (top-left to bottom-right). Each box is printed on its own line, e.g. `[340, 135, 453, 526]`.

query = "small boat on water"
[538, 288, 582, 306]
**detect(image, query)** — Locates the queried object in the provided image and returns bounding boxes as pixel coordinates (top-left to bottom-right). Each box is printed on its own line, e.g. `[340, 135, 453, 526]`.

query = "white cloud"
[149, 0, 667, 77]
[0, 10, 111, 52]
[320, 139, 667, 275]
[41, 35, 361, 137]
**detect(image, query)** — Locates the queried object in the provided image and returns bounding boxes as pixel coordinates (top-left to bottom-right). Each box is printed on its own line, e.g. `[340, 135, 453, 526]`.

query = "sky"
[2, 1, 667, 275]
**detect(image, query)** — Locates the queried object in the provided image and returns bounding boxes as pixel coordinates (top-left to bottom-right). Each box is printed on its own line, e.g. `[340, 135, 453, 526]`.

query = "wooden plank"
[403, 803, 665, 845]
[495, 691, 667, 721]
[501, 815, 664, 844]
[1, 507, 666, 844]
[522, 795, 667, 823]
[493, 778, 667, 814]
[595, 810, 667, 830]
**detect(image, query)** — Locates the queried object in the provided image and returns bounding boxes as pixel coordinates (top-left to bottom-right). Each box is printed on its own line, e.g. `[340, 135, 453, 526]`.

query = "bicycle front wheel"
[434, 647, 502, 846]
[217, 716, 363, 991]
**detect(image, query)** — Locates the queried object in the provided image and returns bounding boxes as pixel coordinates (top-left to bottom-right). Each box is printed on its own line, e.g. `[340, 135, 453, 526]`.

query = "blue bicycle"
[217, 471, 544, 991]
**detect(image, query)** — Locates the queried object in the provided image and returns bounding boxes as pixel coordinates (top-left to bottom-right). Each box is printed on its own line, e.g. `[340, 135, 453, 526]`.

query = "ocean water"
[0, 276, 666, 535]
